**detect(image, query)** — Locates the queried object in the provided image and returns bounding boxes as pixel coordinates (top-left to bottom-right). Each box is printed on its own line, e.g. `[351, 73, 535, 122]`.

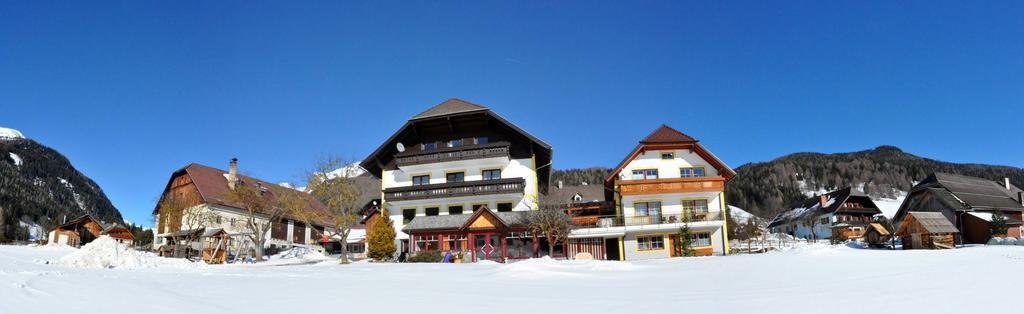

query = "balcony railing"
[618, 176, 725, 195]
[573, 211, 724, 229]
[395, 142, 511, 167]
[384, 178, 526, 202]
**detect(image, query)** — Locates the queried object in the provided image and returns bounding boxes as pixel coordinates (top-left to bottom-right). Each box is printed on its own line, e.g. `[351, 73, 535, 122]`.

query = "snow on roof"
[968, 212, 994, 222]
[0, 127, 25, 140]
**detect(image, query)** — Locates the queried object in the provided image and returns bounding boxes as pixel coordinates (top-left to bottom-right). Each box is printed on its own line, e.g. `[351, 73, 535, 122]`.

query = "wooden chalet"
[768, 187, 883, 240]
[152, 159, 332, 260]
[896, 211, 959, 249]
[892, 173, 1024, 244]
[47, 214, 133, 247]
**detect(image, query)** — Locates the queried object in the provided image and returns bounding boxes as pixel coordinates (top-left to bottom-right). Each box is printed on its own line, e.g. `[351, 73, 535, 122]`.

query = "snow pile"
[266, 246, 328, 265]
[987, 237, 1003, 245]
[57, 236, 201, 270]
[9, 152, 23, 166]
[0, 126, 25, 140]
[18, 220, 43, 241]
[728, 205, 756, 223]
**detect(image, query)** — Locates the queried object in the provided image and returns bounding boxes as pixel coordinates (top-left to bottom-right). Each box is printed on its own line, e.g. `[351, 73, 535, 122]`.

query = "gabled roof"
[155, 163, 328, 219]
[605, 124, 735, 185]
[767, 187, 882, 228]
[898, 211, 959, 234]
[640, 124, 697, 144]
[401, 206, 532, 232]
[360, 98, 553, 193]
[867, 223, 891, 236]
[911, 173, 1024, 212]
[543, 184, 606, 205]
[410, 98, 489, 121]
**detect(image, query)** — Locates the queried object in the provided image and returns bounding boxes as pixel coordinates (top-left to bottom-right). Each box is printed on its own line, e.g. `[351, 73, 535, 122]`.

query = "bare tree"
[157, 194, 215, 259]
[528, 209, 574, 257]
[223, 181, 289, 262]
[801, 214, 820, 243]
[297, 155, 364, 264]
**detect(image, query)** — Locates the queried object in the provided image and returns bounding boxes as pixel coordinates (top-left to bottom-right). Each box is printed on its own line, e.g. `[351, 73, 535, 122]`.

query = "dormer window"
[572, 193, 583, 202]
[447, 139, 463, 148]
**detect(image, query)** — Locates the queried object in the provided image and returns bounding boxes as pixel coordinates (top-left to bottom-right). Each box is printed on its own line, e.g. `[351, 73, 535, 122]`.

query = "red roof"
[640, 124, 697, 144]
[166, 163, 328, 220]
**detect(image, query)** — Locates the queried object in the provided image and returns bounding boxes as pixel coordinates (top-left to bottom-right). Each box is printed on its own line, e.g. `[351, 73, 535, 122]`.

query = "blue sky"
[2, 1, 1022, 227]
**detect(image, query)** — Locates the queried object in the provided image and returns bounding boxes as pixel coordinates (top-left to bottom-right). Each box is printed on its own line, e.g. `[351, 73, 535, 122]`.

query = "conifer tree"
[367, 209, 396, 261]
[674, 216, 695, 257]
[991, 210, 1008, 237]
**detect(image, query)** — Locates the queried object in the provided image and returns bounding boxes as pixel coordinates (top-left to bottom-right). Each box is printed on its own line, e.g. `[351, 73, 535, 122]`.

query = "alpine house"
[360, 98, 554, 262]
[570, 125, 736, 260]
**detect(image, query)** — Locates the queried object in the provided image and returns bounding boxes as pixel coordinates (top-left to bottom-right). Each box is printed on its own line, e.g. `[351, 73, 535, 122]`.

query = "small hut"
[201, 228, 230, 264]
[864, 223, 892, 248]
[895, 212, 959, 249]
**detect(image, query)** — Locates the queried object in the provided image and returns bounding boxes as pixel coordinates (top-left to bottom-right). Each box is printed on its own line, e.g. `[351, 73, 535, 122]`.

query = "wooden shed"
[864, 223, 892, 248]
[201, 228, 230, 264]
[895, 212, 959, 249]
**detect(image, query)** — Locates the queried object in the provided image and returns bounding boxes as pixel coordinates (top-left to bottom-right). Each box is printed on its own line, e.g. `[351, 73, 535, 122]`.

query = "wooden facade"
[618, 176, 726, 196]
[48, 215, 134, 247]
[896, 212, 958, 250]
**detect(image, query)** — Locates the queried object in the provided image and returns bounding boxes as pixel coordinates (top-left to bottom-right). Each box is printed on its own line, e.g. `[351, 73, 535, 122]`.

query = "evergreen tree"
[991, 210, 1008, 237]
[674, 216, 695, 257]
[367, 209, 396, 261]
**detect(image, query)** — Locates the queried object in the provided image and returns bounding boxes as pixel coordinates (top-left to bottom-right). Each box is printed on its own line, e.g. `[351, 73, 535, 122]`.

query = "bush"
[407, 251, 443, 263]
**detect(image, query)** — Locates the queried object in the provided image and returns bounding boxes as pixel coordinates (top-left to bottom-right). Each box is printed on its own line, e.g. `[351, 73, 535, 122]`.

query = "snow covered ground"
[2, 242, 1022, 313]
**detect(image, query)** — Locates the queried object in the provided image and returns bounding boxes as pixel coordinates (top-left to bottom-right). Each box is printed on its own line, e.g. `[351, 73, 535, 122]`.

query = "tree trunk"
[546, 234, 555, 257]
[338, 232, 350, 264]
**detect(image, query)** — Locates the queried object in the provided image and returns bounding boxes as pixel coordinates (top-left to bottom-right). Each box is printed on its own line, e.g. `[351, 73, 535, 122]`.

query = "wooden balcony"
[384, 178, 525, 202]
[618, 176, 725, 196]
[394, 142, 510, 167]
[574, 211, 725, 228]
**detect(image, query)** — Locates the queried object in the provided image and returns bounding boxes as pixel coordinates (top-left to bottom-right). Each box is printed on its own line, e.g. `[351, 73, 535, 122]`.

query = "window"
[661, 152, 674, 160]
[505, 232, 534, 259]
[680, 167, 706, 178]
[482, 169, 501, 180]
[402, 209, 416, 224]
[681, 200, 709, 218]
[422, 142, 437, 150]
[472, 204, 488, 212]
[631, 169, 658, 180]
[414, 234, 439, 251]
[446, 172, 465, 183]
[638, 236, 665, 251]
[497, 202, 513, 212]
[690, 232, 711, 247]
[215, 215, 222, 224]
[425, 207, 439, 216]
[448, 205, 464, 215]
[446, 234, 467, 251]
[447, 139, 463, 147]
[347, 243, 365, 253]
[412, 175, 430, 186]
[630, 203, 663, 219]
[475, 137, 489, 144]
[822, 217, 830, 224]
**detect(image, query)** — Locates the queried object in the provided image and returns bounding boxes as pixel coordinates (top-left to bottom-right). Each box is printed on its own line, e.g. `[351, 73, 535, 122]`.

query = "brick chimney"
[227, 158, 239, 190]
[819, 195, 827, 207]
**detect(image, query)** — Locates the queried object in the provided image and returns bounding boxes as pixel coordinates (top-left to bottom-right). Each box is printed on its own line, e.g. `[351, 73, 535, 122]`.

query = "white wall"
[618, 149, 720, 181]
[621, 192, 723, 218]
[620, 227, 725, 261]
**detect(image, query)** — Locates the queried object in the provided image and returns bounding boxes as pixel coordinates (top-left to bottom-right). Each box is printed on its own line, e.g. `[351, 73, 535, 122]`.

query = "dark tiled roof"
[918, 173, 1024, 211]
[543, 184, 606, 205]
[640, 124, 697, 144]
[402, 210, 532, 232]
[410, 98, 489, 121]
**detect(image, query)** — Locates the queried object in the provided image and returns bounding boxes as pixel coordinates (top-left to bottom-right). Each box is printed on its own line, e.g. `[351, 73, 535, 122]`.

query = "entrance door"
[472, 233, 502, 262]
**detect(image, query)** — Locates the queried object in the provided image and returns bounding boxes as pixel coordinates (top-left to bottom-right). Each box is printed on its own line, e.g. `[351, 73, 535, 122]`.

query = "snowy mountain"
[726, 145, 1024, 219]
[0, 126, 123, 241]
